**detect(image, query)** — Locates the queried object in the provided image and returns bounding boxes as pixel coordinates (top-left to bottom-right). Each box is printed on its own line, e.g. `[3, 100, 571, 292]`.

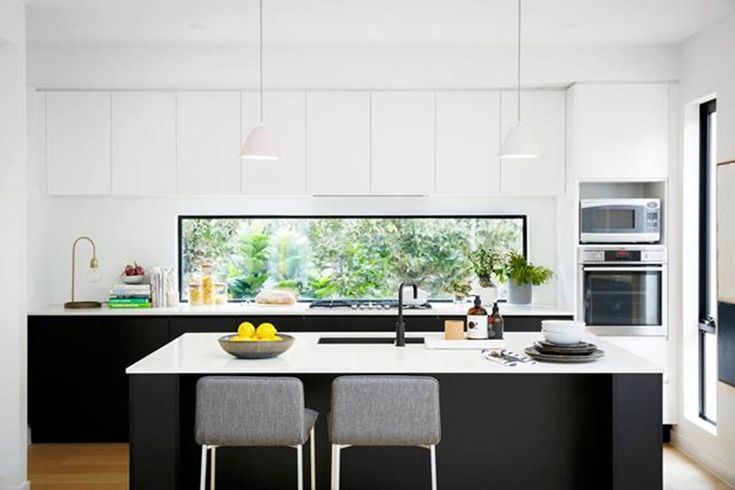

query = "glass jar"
[214, 282, 228, 305]
[201, 262, 214, 305]
[188, 282, 202, 306]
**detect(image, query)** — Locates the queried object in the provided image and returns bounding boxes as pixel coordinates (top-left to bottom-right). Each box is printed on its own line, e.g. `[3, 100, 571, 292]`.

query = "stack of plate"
[525, 340, 605, 363]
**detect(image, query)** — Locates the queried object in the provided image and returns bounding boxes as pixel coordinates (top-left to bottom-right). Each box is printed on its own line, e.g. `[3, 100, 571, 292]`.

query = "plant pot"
[508, 279, 532, 305]
[477, 286, 497, 307]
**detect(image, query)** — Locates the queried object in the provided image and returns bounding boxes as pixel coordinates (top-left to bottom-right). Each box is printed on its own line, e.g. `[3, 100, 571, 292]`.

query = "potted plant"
[448, 279, 472, 306]
[469, 248, 502, 305]
[500, 251, 553, 305]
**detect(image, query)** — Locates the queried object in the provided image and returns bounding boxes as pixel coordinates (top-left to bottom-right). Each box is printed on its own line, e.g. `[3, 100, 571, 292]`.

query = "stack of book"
[108, 284, 152, 309]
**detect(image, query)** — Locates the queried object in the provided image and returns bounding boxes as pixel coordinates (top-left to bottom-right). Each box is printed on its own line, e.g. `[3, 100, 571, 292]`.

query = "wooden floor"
[27, 443, 730, 489]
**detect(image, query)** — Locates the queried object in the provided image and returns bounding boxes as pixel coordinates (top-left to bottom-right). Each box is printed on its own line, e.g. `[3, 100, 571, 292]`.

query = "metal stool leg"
[331, 444, 342, 490]
[209, 446, 216, 490]
[310, 427, 316, 490]
[199, 445, 208, 490]
[430, 445, 437, 490]
[296, 444, 304, 490]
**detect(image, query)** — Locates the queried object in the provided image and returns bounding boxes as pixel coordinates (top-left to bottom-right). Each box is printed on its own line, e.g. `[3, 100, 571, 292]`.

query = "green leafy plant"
[501, 251, 553, 286]
[469, 248, 503, 287]
[227, 226, 271, 298]
[449, 279, 472, 296]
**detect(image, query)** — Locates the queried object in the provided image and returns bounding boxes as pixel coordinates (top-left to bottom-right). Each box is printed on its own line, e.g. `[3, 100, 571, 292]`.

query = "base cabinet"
[28, 313, 572, 442]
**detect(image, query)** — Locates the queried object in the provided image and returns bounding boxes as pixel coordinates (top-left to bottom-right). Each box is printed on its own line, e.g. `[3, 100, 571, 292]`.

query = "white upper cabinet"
[371, 92, 435, 195]
[574, 83, 670, 180]
[111, 92, 177, 195]
[435, 92, 501, 196]
[176, 91, 241, 195]
[46, 91, 112, 195]
[242, 92, 306, 195]
[306, 92, 371, 195]
[500, 90, 565, 196]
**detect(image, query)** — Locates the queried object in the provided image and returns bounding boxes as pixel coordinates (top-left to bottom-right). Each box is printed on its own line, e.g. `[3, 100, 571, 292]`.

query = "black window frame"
[698, 99, 717, 424]
[177, 214, 528, 303]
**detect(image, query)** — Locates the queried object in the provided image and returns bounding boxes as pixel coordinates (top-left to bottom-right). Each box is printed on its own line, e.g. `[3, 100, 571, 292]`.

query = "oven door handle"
[581, 266, 664, 272]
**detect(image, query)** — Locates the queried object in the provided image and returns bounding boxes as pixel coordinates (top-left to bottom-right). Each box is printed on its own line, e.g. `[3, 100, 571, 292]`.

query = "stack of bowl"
[541, 320, 586, 345]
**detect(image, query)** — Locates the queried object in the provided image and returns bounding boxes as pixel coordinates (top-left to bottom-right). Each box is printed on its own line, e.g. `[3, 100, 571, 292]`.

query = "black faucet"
[396, 282, 418, 347]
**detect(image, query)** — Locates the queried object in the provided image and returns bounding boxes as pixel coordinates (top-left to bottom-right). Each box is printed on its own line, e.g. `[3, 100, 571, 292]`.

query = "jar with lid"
[214, 282, 228, 305]
[201, 261, 214, 305]
[188, 280, 202, 306]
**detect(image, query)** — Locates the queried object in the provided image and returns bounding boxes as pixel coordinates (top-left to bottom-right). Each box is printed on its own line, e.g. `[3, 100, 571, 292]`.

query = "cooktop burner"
[309, 299, 432, 310]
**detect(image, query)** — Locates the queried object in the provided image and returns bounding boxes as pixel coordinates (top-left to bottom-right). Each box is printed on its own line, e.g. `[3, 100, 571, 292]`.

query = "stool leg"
[296, 444, 304, 490]
[429, 445, 437, 490]
[199, 445, 207, 490]
[210, 446, 216, 490]
[334, 445, 341, 490]
[310, 428, 316, 490]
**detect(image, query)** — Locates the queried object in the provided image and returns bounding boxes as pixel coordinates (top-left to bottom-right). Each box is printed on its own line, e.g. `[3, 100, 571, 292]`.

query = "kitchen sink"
[318, 336, 425, 345]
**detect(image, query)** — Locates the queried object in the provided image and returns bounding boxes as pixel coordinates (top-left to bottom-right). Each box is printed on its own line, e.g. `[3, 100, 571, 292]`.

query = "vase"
[477, 286, 498, 306]
[508, 279, 532, 305]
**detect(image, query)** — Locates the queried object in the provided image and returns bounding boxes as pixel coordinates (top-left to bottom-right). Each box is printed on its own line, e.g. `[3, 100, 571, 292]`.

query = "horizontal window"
[179, 215, 527, 302]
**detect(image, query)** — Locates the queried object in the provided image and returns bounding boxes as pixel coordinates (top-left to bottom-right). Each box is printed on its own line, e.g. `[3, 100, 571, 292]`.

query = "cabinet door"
[576, 84, 669, 180]
[46, 91, 111, 195]
[176, 92, 241, 195]
[242, 91, 306, 195]
[500, 91, 565, 196]
[111, 92, 177, 195]
[435, 92, 501, 196]
[371, 92, 435, 195]
[306, 92, 370, 195]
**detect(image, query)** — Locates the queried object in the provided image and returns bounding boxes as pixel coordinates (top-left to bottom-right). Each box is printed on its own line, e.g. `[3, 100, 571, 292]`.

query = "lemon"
[237, 322, 256, 338]
[256, 323, 277, 339]
[229, 335, 253, 342]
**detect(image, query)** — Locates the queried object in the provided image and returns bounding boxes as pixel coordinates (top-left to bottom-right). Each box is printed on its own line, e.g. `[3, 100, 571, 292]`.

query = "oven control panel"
[578, 246, 667, 264]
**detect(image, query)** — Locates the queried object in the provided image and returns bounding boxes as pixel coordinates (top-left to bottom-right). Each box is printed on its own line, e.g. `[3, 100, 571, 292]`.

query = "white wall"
[674, 10, 735, 488]
[0, 0, 27, 488]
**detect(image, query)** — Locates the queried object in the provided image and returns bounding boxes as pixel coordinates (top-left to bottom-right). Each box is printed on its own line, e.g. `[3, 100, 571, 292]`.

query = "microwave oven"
[580, 199, 661, 244]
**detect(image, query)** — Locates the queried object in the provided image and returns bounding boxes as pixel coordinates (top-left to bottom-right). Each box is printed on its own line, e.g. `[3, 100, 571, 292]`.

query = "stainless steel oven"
[578, 246, 667, 336]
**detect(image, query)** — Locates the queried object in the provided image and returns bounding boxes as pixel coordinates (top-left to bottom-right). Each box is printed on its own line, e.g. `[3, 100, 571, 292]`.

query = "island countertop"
[30, 302, 574, 317]
[126, 331, 662, 375]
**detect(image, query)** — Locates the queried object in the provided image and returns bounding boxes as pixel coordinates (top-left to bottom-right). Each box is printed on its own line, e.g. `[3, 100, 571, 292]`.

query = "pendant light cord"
[517, 0, 522, 125]
[259, 0, 264, 123]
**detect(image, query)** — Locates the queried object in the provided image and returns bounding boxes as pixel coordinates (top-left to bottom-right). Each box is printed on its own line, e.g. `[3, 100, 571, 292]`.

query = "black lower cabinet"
[28, 316, 170, 442]
[29, 312, 572, 443]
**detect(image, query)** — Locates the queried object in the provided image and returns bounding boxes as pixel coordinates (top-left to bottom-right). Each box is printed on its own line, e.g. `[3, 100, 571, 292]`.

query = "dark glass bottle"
[489, 302, 504, 339]
[466, 295, 489, 339]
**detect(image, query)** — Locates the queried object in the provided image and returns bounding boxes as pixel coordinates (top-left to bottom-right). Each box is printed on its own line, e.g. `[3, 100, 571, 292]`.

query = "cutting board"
[425, 337, 507, 350]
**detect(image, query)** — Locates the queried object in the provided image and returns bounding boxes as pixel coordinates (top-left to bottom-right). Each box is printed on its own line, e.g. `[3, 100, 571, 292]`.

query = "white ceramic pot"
[476, 286, 498, 307]
[508, 279, 532, 305]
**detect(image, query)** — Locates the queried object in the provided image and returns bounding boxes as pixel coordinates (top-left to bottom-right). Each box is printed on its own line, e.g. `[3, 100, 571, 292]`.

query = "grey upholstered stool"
[195, 376, 318, 490]
[328, 376, 441, 490]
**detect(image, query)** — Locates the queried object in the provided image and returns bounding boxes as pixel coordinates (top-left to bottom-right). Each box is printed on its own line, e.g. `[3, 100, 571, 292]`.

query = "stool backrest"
[330, 376, 441, 446]
[196, 376, 306, 446]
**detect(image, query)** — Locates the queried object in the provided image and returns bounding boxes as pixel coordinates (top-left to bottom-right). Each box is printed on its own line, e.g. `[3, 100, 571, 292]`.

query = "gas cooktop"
[309, 299, 432, 310]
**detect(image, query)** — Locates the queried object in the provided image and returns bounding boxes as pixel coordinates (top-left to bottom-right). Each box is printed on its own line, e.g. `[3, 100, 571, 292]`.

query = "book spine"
[108, 298, 151, 304]
[107, 302, 152, 309]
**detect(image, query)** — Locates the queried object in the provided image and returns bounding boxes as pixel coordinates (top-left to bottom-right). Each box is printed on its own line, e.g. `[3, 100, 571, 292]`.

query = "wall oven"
[580, 198, 661, 243]
[578, 246, 667, 336]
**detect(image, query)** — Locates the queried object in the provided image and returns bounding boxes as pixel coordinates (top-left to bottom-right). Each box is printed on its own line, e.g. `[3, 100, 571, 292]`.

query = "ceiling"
[25, 0, 735, 48]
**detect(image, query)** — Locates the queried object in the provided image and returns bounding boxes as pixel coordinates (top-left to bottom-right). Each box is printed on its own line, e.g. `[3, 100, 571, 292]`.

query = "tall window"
[699, 99, 717, 424]
[179, 216, 527, 302]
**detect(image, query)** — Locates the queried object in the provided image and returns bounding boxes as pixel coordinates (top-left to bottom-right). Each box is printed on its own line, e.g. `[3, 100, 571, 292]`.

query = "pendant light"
[499, 0, 538, 159]
[241, 0, 278, 161]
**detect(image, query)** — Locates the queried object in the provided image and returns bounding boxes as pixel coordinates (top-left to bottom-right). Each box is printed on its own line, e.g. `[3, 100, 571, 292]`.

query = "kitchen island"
[126, 332, 662, 490]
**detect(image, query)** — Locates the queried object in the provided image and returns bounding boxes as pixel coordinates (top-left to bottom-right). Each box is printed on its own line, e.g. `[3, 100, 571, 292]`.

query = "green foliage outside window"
[180, 217, 525, 301]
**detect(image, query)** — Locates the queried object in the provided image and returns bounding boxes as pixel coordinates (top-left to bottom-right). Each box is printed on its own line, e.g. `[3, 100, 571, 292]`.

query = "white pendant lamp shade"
[241, 123, 278, 161]
[500, 0, 538, 160]
[499, 123, 538, 159]
[241, 0, 278, 161]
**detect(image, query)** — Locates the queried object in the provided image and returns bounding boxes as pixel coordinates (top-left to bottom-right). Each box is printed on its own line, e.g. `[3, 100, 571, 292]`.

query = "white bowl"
[542, 329, 583, 345]
[541, 320, 586, 333]
[121, 274, 145, 284]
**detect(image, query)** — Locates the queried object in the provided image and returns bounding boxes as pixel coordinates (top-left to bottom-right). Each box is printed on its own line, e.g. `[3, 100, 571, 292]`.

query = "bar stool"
[328, 376, 441, 490]
[195, 376, 318, 490]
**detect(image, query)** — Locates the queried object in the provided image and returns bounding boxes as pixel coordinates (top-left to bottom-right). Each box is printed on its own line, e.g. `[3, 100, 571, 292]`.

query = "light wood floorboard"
[27, 442, 731, 489]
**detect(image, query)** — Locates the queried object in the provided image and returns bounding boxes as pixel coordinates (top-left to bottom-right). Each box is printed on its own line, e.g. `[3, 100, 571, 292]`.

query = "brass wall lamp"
[64, 236, 102, 309]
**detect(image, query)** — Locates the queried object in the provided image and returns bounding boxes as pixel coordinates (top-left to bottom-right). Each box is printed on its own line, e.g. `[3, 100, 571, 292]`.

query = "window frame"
[698, 99, 717, 425]
[177, 214, 529, 303]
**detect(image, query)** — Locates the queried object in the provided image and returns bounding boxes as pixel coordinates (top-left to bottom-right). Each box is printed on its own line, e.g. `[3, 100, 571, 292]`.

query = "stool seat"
[196, 376, 318, 490]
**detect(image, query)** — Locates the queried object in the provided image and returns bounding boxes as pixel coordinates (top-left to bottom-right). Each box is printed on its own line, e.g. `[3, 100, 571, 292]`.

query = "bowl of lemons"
[218, 322, 295, 359]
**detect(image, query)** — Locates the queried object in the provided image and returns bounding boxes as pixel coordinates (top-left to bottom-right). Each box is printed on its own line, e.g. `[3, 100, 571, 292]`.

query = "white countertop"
[29, 302, 574, 317]
[126, 332, 662, 375]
